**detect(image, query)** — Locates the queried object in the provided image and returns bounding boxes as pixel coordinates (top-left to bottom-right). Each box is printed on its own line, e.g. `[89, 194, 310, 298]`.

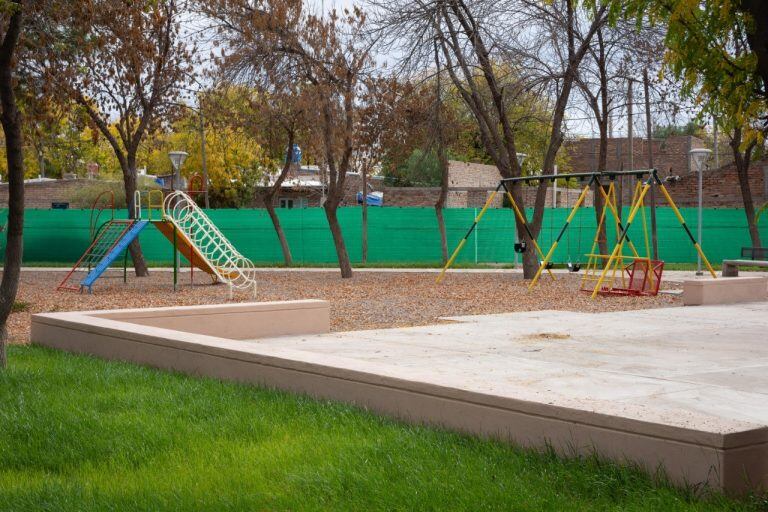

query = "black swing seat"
[567, 261, 581, 272]
[514, 241, 527, 253]
[540, 260, 554, 270]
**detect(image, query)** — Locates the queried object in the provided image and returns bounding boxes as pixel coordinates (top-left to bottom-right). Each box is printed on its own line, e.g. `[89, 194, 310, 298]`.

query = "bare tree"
[356, 76, 402, 263]
[0, 0, 23, 368]
[575, 19, 637, 257]
[204, 84, 308, 266]
[201, 0, 376, 278]
[255, 95, 302, 267]
[433, 41, 450, 263]
[372, 0, 608, 277]
[37, 0, 194, 276]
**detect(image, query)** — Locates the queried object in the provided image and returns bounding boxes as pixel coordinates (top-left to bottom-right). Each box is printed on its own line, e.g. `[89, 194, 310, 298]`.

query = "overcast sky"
[189, 0, 694, 140]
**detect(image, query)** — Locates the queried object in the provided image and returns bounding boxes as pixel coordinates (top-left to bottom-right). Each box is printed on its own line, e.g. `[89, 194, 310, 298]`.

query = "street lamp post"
[689, 148, 712, 276]
[168, 150, 188, 291]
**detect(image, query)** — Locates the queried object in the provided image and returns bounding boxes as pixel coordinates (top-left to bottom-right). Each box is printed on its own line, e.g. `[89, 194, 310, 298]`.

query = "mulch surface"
[7, 269, 680, 343]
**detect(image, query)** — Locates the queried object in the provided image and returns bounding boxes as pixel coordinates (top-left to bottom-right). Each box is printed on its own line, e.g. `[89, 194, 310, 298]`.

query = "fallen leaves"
[7, 269, 680, 344]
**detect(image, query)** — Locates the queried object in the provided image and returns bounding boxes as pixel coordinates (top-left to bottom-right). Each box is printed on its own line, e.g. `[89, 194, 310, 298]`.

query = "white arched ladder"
[163, 191, 257, 297]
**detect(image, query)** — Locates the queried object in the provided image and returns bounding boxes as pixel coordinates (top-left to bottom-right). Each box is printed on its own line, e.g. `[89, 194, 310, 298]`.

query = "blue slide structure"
[79, 220, 150, 293]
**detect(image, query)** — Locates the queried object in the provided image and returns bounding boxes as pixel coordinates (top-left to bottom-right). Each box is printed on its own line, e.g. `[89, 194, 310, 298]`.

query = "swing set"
[436, 168, 717, 299]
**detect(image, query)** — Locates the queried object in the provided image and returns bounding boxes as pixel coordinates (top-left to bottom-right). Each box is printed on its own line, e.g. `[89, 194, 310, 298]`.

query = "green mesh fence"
[3, 206, 766, 265]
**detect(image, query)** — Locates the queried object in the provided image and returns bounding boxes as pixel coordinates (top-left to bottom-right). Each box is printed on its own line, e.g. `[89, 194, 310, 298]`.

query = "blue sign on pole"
[291, 144, 302, 164]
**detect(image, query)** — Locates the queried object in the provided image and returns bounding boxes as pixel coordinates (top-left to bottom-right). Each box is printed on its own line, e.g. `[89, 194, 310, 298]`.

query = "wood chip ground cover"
[7, 270, 680, 343]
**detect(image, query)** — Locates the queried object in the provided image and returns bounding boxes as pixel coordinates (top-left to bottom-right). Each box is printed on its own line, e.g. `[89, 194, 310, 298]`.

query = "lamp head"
[168, 151, 189, 172]
[689, 148, 712, 173]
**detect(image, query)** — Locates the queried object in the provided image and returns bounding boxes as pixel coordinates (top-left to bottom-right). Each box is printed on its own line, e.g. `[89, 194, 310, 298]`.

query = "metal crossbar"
[500, 169, 654, 184]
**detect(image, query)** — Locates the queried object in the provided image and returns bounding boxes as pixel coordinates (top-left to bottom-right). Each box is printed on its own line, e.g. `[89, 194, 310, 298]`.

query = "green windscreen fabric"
[5, 206, 766, 265]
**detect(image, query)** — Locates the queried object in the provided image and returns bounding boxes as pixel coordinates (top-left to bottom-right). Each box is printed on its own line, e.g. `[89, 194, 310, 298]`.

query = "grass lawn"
[1, 346, 765, 511]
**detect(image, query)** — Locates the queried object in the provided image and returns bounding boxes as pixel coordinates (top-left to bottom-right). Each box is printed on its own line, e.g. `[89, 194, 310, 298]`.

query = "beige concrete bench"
[87, 300, 331, 340]
[722, 259, 768, 277]
[683, 276, 768, 305]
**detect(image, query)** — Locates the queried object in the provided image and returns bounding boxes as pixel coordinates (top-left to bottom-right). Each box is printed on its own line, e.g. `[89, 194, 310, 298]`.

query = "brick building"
[563, 135, 706, 177]
[664, 158, 768, 208]
[4, 149, 765, 211]
[446, 160, 594, 207]
[0, 177, 90, 208]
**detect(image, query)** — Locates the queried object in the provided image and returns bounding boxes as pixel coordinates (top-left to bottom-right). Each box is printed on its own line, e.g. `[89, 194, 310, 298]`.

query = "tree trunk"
[435, 148, 449, 264]
[737, 165, 762, 248]
[0, 2, 24, 369]
[262, 130, 295, 266]
[324, 203, 352, 278]
[124, 153, 149, 277]
[505, 182, 539, 279]
[731, 130, 762, 248]
[594, 120, 608, 259]
[434, 41, 449, 264]
[521, 232, 539, 279]
[264, 196, 292, 266]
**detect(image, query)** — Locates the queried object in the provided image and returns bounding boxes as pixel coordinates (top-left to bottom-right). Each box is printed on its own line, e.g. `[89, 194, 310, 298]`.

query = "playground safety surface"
[31, 299, 768, 493]
[8, 269, 679, 343]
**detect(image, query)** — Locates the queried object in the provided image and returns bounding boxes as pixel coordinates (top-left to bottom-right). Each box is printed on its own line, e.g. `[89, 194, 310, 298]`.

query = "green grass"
[0, 346, 765, 511]
[11, 300, 30, 313]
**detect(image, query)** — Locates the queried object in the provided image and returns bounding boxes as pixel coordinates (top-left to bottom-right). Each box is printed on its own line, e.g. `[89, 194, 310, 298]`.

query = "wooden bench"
[722, 259, 768, 277]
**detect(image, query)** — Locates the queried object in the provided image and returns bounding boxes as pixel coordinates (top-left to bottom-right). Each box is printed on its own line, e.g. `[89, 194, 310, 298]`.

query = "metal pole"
[627, 79, 633, 213]
[474, 207, 479, 264]
[199, 107, 210, 209]
[697, 162, 703, 275]
[713, 119, 719, 169]
[436, 188, 499, 283]
[552, 165, 558, 207]
[173, 225, 178, 291]
[643, 69, 659, 260]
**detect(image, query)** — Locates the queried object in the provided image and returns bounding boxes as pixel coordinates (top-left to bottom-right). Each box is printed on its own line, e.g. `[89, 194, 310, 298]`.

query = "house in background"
[252, 164, 386, 209]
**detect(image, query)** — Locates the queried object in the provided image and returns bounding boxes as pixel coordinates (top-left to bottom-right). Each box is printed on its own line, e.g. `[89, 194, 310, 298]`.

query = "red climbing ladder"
[57, 220, 134, 291]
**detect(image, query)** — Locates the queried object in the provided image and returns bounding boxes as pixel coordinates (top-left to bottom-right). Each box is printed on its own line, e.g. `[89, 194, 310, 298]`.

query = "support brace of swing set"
[436, 169, 642, 284]
[435, 181, 556, 284]
[527, 169, 717, 296]
[437, 168, 717, 299]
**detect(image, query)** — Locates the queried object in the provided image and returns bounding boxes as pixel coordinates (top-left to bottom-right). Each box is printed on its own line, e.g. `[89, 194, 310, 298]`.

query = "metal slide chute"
[57, 219, 150, 293]
[162, 190, 257, 295]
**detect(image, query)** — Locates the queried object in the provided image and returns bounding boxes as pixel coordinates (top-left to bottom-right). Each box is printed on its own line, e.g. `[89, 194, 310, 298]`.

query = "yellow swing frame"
[436, 181, 556, 284]
[579, 178, 648, 294]
[527, 170, 717, 298]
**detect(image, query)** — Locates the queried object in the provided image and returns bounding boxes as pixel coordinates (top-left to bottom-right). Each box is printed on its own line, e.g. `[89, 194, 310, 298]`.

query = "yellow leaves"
[141, 114, 267, 189]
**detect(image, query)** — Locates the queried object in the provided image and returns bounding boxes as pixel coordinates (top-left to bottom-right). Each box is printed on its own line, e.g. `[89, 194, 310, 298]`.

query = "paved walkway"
[17, 266, 768, 284]
[253, 302, 768, 431]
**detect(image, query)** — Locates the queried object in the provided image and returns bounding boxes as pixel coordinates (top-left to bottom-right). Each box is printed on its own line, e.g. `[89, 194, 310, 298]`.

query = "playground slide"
[60, 220, 150, 292]
[153, 220, 217, 276]
[60, 190, 256, 294]
[162, 191, 257, 293]
[80, 220, 150, 291]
